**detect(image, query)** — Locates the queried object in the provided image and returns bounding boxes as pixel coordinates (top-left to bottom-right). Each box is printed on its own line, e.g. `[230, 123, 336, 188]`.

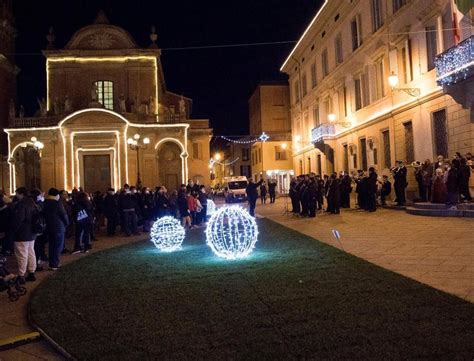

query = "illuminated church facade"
[4, 11, 212, 194]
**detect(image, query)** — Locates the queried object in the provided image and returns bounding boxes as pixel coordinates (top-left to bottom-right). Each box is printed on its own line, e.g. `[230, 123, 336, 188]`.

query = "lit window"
[95, 81, 114, 110]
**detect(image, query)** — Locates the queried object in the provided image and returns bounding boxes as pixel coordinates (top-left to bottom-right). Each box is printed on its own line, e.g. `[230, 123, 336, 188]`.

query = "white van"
[223, 176, 248, 203]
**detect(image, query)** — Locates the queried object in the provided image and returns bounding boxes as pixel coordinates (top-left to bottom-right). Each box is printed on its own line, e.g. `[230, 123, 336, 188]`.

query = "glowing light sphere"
[150, 216, 185, 252]
[207, 199, 216, 217]
[205, 206, 258, 260]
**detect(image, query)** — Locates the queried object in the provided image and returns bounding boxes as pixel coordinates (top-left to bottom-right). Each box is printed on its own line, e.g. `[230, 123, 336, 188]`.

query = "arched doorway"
[12, 145, 41, 190]
[157, 142, 182, 191]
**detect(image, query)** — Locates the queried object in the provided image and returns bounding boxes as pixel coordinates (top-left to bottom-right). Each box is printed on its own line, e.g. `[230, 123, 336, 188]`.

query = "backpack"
[32, 210, 46, 235]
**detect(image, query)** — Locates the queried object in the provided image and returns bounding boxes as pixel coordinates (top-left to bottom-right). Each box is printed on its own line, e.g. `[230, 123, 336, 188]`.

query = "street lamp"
[127, 133, 150, 189]
[30, 136, 44, 189]
[388, 71, 420, 97]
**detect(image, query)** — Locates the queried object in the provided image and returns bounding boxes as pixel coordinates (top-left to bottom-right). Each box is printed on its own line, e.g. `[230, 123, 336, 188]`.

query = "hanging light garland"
[219, 132, 270, 144]
[150, 216, 185, 252]
[205, 206, 259, 260]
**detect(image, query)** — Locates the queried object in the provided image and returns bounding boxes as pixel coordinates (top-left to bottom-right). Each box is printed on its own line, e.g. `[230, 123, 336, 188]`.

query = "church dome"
[64, 10, 138, 50]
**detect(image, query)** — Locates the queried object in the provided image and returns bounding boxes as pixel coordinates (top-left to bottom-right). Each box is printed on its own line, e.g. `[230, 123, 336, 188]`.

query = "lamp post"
[388, 71, 420, 97]
[258, 132, 270, 179]
[127, 133, 150, 189]
[30, 136, 44, 189]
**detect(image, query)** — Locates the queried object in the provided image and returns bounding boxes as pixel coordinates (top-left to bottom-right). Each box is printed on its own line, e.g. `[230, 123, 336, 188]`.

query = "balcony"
[311, 124, 335, 144]
[435, 36, 474, 87]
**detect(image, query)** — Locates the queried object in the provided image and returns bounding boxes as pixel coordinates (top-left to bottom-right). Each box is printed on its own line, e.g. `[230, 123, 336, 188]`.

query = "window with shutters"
[360, 138, 368, 170]
[354, 78, 362, 111]
[426, 26, 437, 71]
[374, 57, 385, 100]
[322, 48, 329, 77]
[403, 121, 414, 163]
[302, 72, 308, 97]
[432, 109, 448, 158]
[382, 130, 391, 168]
[371, 0, 383, 32]
[343, 144, 349, 172]
[335, 33, 343, 65]
[310, 63, 317, 88]
[351, 15, 362, 51]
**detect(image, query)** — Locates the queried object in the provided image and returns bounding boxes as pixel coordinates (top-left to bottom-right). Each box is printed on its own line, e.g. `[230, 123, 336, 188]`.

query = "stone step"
[406, 207, 474, 218]
[411, 202, 474, 210]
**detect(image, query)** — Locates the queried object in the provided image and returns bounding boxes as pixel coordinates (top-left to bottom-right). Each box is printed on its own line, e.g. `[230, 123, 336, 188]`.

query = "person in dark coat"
[366, 167, 378, 212]
[459, 158, 472, 202]
[289, 178, 300, 213]
[326, 174, 341, 214]
[42, 188, 69, 270]
[103, 188, 119, 236]
[246, 178, 263, 216]
[305, 176, 318, 217]
[30, 189, 47, 267]
[140, 188, 154, 232]
[72, 192, 93, 254]
[155, 187, 169, 218]
[379, 175, 392, 206]
[445, 160, 461, 209]
[11, 187, 38, 283]
[340, 172, 352, 208]
[259, 181, 268, 204]
[197, 185, 208, 224]
[354, 170, 367, 210]
[119, 184, 139, 236]
[0, 197, 13, 256]
[268, 178, 277, 203]
[392, 161, 408, 206]
[316, 175, 325, 210]
[298, 176, 309, 217]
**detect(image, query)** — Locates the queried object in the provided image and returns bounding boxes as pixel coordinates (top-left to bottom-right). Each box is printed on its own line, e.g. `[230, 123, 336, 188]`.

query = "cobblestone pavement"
[0, 232, 148, 361]
[254, 198, 473, 303]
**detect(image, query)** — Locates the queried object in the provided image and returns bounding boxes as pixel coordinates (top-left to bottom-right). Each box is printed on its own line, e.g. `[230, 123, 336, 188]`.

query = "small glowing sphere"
[207, 199, 216, 217]
[205, 206, 258, 260]
[150, 216, 185, 252]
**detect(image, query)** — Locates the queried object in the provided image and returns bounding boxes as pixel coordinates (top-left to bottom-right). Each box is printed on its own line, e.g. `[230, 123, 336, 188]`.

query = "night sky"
[12, 1, 321, 136]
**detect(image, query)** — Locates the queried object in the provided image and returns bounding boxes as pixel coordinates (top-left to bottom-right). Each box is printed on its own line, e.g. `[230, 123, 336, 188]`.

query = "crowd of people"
[279, 152, 473, 217]
[0, 179, 212, 285]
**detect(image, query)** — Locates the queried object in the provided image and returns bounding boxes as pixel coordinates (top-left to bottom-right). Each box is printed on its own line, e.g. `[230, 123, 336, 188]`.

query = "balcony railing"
[8, 116, 60, 128]
[311, 124, 335, 143]
[435, 35, 474, 87]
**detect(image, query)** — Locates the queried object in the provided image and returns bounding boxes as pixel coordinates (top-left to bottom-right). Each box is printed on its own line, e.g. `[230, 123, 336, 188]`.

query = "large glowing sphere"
[150, 216, 185, 252]
[207, 199, 216, 217]
[205, 206, 258, 260]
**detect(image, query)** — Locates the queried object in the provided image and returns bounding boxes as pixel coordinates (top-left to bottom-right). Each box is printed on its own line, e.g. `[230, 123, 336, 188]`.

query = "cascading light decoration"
[205, 206, 258, 260]
[150, 216, 185, 252]
[206, 199, 216, 218]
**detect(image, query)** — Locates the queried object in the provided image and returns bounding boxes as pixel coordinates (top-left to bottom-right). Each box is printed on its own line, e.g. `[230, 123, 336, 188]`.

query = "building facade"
[4, 12, 211, 194]
[0, 0, 16, 189]
[281, 0, 474, 199]
[249, 82, 293, 193]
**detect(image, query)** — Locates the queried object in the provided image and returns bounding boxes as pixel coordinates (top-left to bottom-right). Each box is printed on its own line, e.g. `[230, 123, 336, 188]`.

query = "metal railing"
[435, 35, 474, 86]
[311, 124, 335, 143]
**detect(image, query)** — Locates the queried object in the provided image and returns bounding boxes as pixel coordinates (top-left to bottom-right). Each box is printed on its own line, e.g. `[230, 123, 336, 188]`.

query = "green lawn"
[29, 219, 474, 360]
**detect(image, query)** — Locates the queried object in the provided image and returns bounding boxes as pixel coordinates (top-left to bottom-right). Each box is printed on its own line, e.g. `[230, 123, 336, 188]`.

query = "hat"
[48, 188, 60, 196]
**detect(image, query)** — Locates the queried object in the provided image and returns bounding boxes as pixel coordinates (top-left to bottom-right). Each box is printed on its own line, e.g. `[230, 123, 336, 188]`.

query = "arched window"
[94, 81, 114, 110]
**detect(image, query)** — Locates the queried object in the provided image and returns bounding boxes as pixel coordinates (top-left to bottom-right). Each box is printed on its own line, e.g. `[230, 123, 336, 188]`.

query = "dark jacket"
[366, 172, 378, 194]
[198, 191, 208, 206]
[246, 180, 263, 201]
[43, 196, 69, 234]
[119, 192, 138, 211]
[103, 193, 119, 217]
[12, 197, 38, 242]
